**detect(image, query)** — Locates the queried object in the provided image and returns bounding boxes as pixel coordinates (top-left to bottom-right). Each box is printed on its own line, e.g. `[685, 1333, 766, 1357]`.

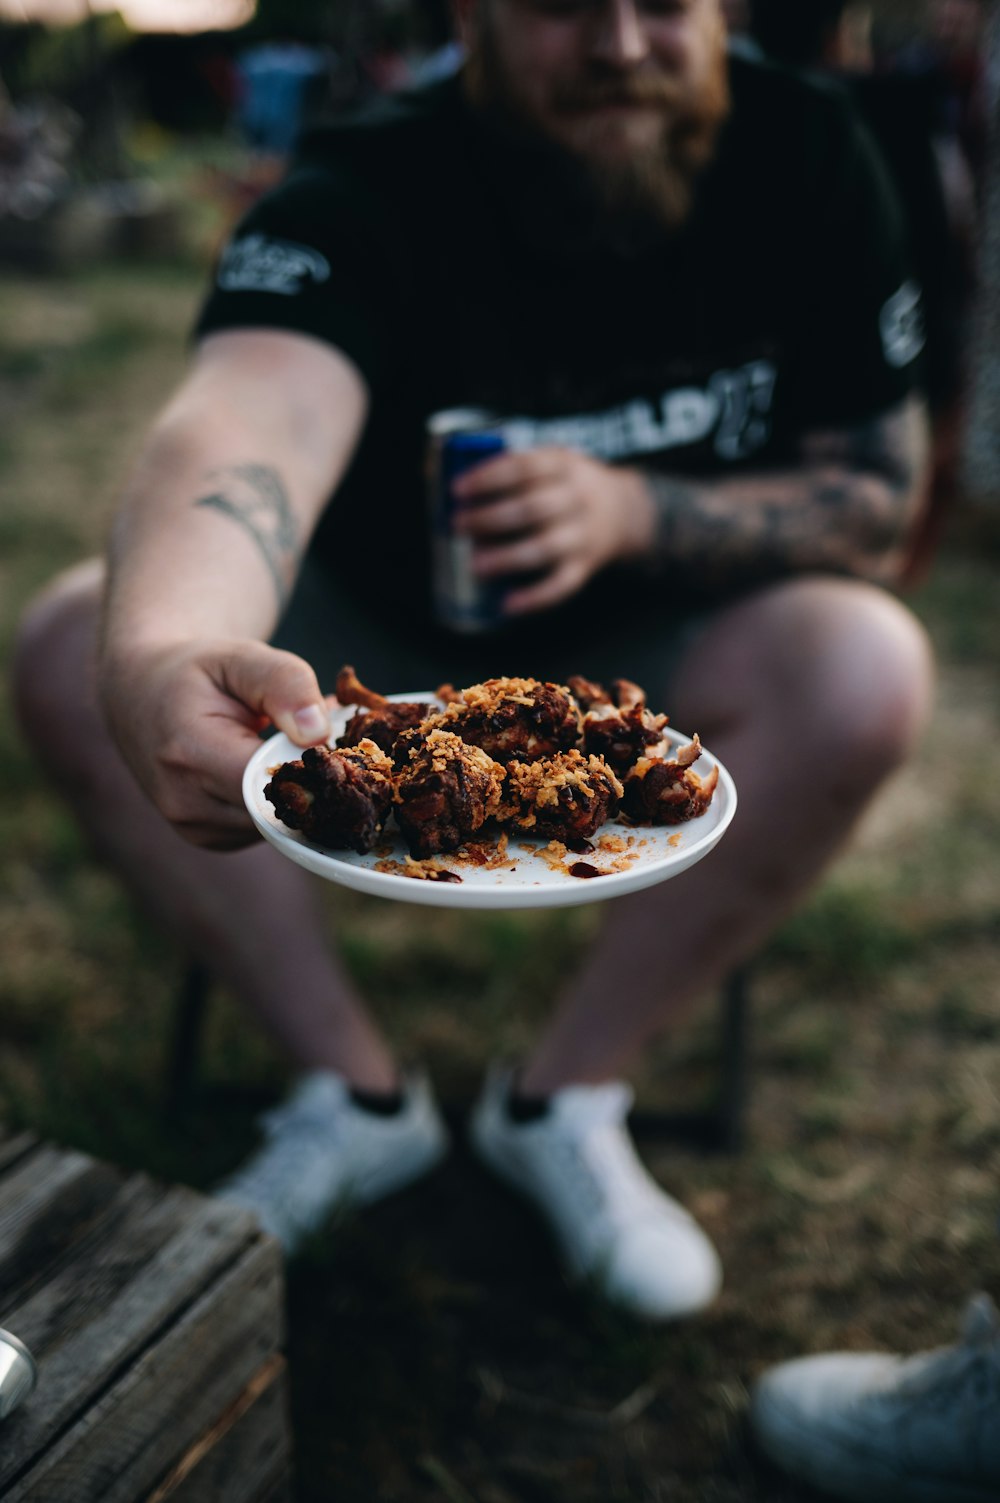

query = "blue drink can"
[427, 408, 507, 633]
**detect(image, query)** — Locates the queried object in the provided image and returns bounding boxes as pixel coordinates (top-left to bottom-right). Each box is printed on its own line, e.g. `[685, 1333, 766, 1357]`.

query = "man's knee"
[12, 559, 106, 748]
[773, 577, 934, 776]
[675, 575, 934, 777]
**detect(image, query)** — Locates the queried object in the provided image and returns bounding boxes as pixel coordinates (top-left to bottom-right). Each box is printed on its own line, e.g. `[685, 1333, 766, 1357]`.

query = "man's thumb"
[221, 645, 331, 747]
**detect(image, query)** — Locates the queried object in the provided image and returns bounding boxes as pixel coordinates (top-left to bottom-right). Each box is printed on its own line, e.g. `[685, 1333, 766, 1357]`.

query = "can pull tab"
[0, 1329, 38, 1420]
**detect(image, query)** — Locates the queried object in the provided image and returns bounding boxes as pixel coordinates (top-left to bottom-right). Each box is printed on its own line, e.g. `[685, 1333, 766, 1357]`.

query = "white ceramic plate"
[243, 692, 737, 910]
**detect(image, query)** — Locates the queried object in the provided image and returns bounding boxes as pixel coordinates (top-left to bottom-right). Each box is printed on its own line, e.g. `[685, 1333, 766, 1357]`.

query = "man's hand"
[100, 640, 331, 850]
[453, 447, 653, 614]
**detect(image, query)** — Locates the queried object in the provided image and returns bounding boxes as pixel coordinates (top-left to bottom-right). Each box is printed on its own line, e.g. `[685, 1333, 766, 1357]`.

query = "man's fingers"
[218, 643, 330, 747]
[453, 448, 564, 500]
[503, 560, 588, 615]
[196, 725, 270, 807]
[174, 813, 261, 851]
[155, 717, 257, 811]
[457, 486, 568, 538]
[474, 525, 576, 578]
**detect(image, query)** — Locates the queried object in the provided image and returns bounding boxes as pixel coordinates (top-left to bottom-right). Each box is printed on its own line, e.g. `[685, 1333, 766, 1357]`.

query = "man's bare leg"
[520, 576, 935, 1093]
[12, 560, 399, 1093]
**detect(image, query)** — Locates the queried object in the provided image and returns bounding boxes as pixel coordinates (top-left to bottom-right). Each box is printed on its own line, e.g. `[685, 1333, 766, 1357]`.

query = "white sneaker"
[468, 1065, 722, 1321]
[750, 1294, 1000, 1502]
[216, 1070, 449, 1253]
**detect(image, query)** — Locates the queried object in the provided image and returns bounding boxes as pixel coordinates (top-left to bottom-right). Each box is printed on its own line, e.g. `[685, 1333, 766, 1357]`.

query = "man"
[13, 0, 933, 1322]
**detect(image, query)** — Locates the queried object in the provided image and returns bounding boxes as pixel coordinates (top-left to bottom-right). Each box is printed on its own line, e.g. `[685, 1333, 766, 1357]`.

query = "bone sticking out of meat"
[334, 666, 435, 755]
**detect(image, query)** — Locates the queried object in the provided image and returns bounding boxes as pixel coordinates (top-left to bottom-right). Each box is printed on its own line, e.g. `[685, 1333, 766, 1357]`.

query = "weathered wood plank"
[0, 1147, 100, 1221]
[146, 1356, 292, 1503]
[0, 1150, 124, 1307]
[0, 1181, 262, 1492]
[1, 1174, 167, 1334]
[7, 1235, 285, 1503]
[0, 1129, 40, 1175]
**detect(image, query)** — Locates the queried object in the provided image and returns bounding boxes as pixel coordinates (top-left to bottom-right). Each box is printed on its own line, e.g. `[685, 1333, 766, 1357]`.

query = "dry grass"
[1, 253, 998, 1502]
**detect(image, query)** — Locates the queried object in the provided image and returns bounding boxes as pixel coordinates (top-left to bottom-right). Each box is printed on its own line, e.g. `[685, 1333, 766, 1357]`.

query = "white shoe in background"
[469, 1065, 722, 1321]
[750, 1294, 1000, 1502]
[217, 1070, 449, 1253]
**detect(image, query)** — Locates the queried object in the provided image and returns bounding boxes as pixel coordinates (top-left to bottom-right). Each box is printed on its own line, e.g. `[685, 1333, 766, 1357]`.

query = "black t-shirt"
[196, 55, 923, 639]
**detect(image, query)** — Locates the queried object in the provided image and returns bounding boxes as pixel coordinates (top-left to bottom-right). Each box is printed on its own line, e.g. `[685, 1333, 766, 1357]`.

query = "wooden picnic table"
[0, 1126, 292, 1502]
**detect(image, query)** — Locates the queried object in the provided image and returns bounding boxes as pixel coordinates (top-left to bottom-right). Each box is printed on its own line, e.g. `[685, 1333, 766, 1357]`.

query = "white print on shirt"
[217, 233, 332, 296]
[494, 359, 778, 464]
[880, 281, 925, 369]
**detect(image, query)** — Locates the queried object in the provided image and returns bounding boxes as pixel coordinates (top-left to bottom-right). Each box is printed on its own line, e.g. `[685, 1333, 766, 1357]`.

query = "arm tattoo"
[641, 394, 930, 590]
[194, 463, 299, 610]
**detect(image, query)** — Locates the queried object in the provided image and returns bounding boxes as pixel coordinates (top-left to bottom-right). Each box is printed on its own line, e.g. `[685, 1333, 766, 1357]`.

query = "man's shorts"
[271, 553, 711, 709]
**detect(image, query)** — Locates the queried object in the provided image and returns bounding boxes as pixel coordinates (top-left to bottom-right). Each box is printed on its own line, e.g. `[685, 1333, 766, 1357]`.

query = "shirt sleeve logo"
[217, 232, 331, 296]
[879, 281, 925, 369]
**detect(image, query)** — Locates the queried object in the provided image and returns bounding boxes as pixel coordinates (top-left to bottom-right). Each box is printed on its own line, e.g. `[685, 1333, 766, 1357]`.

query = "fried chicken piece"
[265, 738, 394, 853]
[334, 666, 436, 755]
[621, 735, 719, 825]
[499, 749, 624, 841]
[394, 729, 506, 859]
[425, 677, 582, 762]
[566, 675, 669, 773]
[564, 675, 607, 711]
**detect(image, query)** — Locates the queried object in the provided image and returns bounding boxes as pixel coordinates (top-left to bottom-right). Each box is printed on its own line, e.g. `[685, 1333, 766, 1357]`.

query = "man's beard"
[465, 31, 730, 244]
[548, 64, 730, 230]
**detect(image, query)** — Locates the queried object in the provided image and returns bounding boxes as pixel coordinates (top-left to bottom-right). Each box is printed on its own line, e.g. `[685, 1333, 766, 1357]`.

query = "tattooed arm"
[192, 462, 301, 613]
[103, 330, 366, 645]
[639, 394, 931, 591]
[98, 329, 368, 846]
[458, 395, 929, 617]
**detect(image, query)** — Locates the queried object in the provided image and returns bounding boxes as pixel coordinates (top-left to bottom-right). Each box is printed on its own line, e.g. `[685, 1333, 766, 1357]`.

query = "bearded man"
[14, 0, 933, 1321]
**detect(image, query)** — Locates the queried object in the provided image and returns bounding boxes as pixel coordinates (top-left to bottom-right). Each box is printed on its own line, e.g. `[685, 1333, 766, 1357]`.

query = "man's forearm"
[99, 331, 368, 671]
[635, 395, 930, 591]
[642, 463, 914, 589]
[101, 419, 310, 664]
[192, 461, 301, 614]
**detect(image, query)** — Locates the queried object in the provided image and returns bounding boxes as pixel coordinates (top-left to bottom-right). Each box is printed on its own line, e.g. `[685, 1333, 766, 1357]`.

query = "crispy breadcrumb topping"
[373, 856, 460, 881]
[347, 738, 395, 780]
[505, 751, 624, 810]
[444, 677, 571, 713]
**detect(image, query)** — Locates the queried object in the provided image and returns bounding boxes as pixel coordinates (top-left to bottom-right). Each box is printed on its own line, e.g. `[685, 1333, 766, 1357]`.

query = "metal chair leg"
[628, 965, 753, 1151]
[165, 962, 212, 1118]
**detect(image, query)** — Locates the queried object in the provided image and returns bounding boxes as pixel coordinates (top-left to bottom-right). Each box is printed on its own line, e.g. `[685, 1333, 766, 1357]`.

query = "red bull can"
[427, 409, 508, 633]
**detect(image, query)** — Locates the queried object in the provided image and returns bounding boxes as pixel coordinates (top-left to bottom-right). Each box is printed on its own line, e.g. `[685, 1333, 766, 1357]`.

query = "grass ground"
[1, 250, 998, 1502]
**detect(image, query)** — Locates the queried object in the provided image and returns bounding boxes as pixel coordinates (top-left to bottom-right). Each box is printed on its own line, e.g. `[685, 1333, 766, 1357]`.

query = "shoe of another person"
[750, 1294, 1000, 1503]
[469, 1065, 722, 1321]
[216, 1070, 449, 1254]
